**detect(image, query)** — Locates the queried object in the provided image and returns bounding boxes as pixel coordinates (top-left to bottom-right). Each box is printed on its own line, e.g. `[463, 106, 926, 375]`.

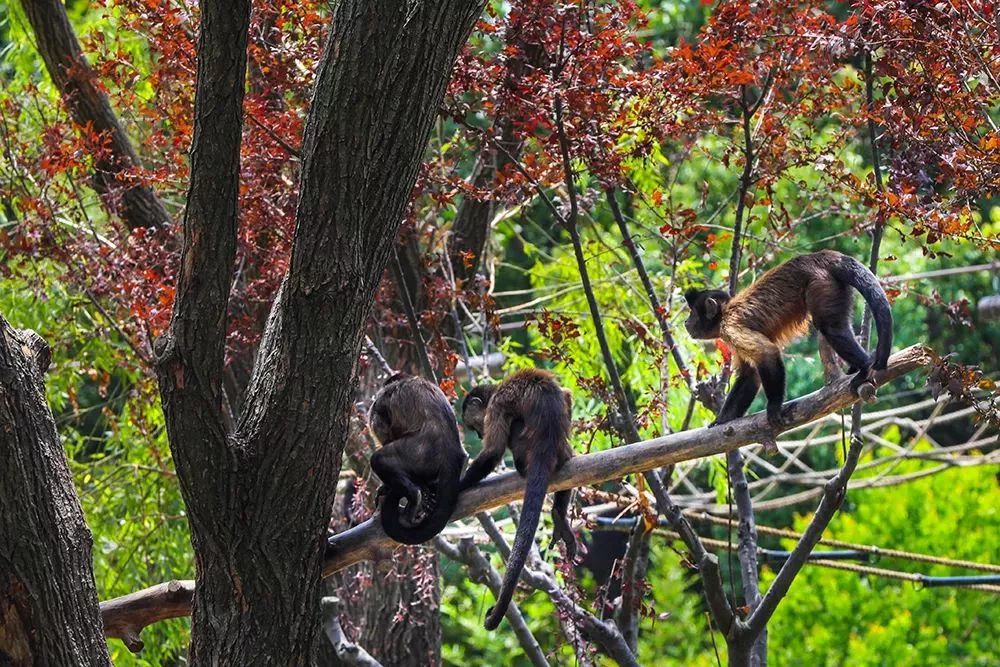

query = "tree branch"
[615, 518, 651, 651]
[746, 428, 864, 635]
[725, 81, 768, 667]
[321, 596, 384, 667]
[97, 345, 929, 647]
[153, 0, 250, 523]
[19, 0, 170, 229]
[606, 188, 692, 388]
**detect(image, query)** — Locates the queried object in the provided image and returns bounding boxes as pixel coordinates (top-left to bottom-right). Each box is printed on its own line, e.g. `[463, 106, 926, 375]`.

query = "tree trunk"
[151, 1, 484, 664]
[333, 551, 442, 666]
[0, 322, 110, 666]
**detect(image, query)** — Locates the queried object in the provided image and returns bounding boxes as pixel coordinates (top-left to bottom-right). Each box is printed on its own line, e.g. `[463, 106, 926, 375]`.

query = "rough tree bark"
[16, 1, 483, 661]
[149, 1, 484, 664]
[0, 322, 111, 666]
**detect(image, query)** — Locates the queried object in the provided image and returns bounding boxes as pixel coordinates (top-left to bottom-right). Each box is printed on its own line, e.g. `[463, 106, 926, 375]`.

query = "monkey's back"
[491, 369, 573, 465]
[369, 375, 459, 444]
[723, 250, 846, 347]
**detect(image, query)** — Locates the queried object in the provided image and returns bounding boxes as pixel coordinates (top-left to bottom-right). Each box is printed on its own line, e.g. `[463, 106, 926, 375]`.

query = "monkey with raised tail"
[368, 373, 467, 545]
[684, 249, 893, 426]
[460, 368, 576, 630]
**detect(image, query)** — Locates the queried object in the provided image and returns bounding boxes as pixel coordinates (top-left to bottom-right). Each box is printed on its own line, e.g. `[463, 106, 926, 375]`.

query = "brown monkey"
[685, 250, 892, 426]
[368, 373, 467, 544]
[460, 368, 576, 630]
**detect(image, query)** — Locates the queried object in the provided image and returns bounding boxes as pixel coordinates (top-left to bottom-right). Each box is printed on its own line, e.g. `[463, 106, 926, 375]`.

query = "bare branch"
[100, 581, 193, 654]
[724, 80, 770, 667]
[615, 518, 651, 651]
[605, 188, 691, 388]
[746, 430, 864, 635]
[321, 597, 384, 667]
[19, 0, 170, 229]
[97, 346, 929, 646]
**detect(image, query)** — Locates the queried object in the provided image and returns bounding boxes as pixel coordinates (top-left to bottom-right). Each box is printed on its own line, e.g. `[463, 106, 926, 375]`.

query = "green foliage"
[0, 266, 192, 665]
[766, 466, 1000, 666]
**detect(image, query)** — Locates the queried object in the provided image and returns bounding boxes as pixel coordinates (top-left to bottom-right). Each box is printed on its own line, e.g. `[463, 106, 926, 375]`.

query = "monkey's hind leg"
[549, 489, 577, 560]
[810, 281, 873, 392]
[713, 364, 761, 425]
[370, 441, 424, 523]
[817, 325, 873, 394]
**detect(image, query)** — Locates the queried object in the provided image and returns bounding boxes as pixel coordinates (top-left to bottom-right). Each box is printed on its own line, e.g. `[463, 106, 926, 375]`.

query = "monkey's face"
[461, 384, 496, 437]
[684, 289, 729, 340]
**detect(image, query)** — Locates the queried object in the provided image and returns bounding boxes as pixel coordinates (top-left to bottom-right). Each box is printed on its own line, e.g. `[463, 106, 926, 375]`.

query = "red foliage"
[2, 0, 998, 377]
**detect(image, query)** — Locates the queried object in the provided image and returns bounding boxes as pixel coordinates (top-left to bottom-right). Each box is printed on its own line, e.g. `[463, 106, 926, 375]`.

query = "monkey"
[684, 249, 893, 427]
[367, 373, 467, 545]
[459, 368, 576, 630]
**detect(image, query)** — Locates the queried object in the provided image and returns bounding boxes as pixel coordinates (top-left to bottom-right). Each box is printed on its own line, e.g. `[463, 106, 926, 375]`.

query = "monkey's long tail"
[833, 255, 894, 370]
[380, 474, 461, 546]
[483, 454, 554, 630]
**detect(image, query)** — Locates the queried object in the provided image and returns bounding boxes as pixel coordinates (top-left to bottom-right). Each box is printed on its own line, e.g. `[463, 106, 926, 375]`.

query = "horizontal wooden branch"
[99, 345, 930, 649]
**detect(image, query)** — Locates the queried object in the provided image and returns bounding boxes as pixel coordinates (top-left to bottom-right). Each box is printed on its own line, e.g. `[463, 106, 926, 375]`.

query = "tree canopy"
[0, 0, 997, 665]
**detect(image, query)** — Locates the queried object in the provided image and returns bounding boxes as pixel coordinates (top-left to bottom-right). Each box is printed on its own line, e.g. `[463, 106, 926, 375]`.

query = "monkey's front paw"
[766, 405, 783, 427]
[402, 489, 423, 525]
[849, 368, 873, 393]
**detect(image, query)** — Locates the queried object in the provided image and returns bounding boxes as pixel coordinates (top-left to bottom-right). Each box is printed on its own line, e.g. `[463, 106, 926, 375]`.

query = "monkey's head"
[367, 373, 413, 444]
[684, 289, 730, 340]
[461, 384, 498, 438]
[382, 372, 410, 386]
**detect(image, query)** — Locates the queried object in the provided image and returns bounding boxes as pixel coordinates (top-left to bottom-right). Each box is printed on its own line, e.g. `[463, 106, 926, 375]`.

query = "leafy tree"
[0, 0, 996, 665]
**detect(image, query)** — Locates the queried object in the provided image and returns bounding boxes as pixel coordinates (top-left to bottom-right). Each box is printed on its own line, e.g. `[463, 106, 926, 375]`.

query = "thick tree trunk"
[151, 1, 484, 664]
[0, 322, 110, 666]
[332, 552, 442, 666]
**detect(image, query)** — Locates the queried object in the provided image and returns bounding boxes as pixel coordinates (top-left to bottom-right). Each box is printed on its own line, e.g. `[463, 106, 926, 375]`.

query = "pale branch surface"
[435, 537, 549, 667]
[97, 345, 929, 646]
[320, 597, 384, 667]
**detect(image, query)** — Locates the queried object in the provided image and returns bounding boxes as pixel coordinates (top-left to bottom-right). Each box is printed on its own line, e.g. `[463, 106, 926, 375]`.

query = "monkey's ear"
[704, 297, 720, 319]
[684, 289, 700, 306]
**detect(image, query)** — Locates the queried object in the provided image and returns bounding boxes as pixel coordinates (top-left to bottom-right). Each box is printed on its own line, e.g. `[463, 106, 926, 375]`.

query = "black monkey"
[368, 373, 467, 544]
[460, 368, 576, 629]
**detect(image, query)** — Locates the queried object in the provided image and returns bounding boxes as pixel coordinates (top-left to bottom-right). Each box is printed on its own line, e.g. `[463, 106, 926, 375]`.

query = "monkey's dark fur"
[460, 368, 576, 630]
[368, 373, 467, 545]
[685, 250, 893, 426]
